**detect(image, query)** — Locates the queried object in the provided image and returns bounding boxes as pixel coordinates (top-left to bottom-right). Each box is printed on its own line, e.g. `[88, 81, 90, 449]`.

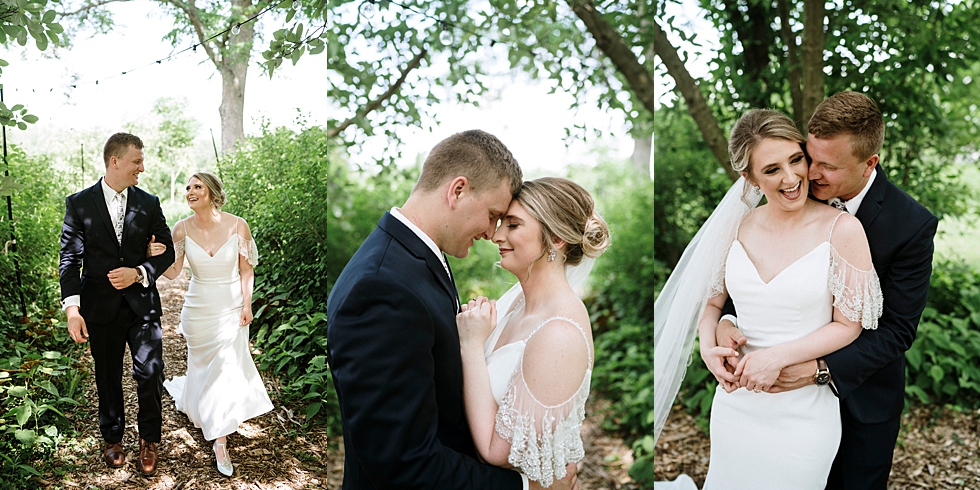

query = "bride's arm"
[456, 299, 513, 466]
[160, 220, 185, 280]
[699, 292, 740, 391]
[237, 218, 256, 326]
[736, 216, 875, 392]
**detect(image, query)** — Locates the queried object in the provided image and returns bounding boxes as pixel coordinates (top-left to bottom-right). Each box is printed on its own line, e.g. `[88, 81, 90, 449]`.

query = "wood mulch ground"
[655, 404, 980, 489]
[33, 272, 640, 489]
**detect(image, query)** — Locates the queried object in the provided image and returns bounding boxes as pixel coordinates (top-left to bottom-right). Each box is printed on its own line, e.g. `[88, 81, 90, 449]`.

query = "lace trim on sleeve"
[237, 234, 259, 266]
[174, 237, 185, 260]
[828, 244, 883, 330]
[494, 317, 591, 487]
[707, 239, 736, 299]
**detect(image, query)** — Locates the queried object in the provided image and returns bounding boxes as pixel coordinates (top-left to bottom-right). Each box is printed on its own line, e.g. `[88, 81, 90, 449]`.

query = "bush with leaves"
[0, 148, 87, 485]
[217, 123, 332, 430]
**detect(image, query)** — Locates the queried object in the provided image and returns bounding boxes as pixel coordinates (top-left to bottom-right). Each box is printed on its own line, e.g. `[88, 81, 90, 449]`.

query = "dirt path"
[655, 405, 980, 489]
[40, 273, 639, 489]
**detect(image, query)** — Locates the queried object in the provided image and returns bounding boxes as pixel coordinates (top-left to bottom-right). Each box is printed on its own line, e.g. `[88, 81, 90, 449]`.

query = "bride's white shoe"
[213, 440, 233, 477]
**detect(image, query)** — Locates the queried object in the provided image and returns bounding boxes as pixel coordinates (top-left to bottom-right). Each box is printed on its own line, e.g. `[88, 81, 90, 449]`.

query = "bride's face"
[745, 138, 808, 210]
[185, 177, 211, 211]
[492, 200, 545, 277]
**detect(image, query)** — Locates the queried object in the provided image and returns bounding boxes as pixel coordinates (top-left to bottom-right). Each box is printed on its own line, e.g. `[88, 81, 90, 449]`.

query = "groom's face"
[807, 134, 876, 202]
[445, 180, 512, 259]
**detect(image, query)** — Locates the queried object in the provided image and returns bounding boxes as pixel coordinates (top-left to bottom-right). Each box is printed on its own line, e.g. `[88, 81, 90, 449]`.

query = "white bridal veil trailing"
[654, 177, 761, 444]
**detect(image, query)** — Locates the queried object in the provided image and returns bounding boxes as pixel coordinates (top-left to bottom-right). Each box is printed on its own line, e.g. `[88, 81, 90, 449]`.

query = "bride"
[455, 177, 609, 486]
[151, 172, 274, 477]
[654, 110, 882, 489]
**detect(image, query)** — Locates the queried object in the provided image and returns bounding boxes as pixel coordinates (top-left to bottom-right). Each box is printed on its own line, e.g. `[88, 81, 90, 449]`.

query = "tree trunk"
[777, 0, 805, 131]
[631, 135, 651, 178]
[566, 0, 655, 117]
[217, 56, 248, 155]
[801, 0, 826, 128]
[723, 0, 775, 109]
[653, 20, 738, 182]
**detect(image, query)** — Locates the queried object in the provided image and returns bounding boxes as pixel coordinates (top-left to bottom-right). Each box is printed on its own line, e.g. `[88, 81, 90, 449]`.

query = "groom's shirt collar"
[100, 176, 129, 203]
[842, 167, 876, 215]
[390, 207, 450, 274]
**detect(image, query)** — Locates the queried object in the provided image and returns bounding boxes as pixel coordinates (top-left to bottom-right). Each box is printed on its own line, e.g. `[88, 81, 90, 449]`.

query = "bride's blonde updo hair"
[190, 172, 227, 209]
[515, 177, 610, 266]
[728, 109, 804, 201]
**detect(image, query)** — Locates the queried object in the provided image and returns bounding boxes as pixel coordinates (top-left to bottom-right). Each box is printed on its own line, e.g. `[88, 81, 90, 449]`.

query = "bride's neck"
[191, 208, 222, 227]
[518, 262, 572, 315]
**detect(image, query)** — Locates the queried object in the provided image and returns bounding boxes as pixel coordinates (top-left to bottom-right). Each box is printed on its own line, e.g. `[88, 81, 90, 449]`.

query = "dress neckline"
[733, 240, 829, 285]
[186, 234, 237, 258]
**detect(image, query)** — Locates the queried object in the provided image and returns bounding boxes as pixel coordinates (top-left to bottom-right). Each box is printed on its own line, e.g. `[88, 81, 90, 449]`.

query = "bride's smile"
[745, 138, 809, 210]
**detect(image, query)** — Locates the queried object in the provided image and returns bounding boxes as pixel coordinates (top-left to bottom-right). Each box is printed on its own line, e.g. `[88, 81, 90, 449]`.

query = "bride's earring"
[547, 249, 556, 262]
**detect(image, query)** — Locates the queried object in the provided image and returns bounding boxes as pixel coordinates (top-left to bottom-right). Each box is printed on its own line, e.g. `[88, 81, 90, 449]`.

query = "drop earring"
[547, 250, 556, 262]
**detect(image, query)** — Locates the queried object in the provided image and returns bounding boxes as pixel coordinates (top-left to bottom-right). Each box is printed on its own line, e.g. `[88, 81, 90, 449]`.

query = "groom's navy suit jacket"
[823, 165, 937, 424]
[59, 179, 175, 323]
[327, 212, 523, 490]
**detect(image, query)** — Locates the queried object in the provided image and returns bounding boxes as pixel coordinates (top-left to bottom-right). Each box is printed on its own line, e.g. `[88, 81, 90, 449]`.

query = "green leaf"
[35, 34, 47, 51]
[10, 104, 22, 111]
[6, 385, 28, 397]
[305, 402, 321, 420]
[16, 121, 26, 130]
[16, 28, 27, 46]
[286, 8, 296, 23]
[44, 425, 58, 437]
[42, 351, 60, 359]
[42, 9, 55, 23]
[36, 380, 58, 397]
[12, 403, 32, 426]
[929, 364, 945, 383]
[14, 428, 36, 446]
[48, 22, 63, 34]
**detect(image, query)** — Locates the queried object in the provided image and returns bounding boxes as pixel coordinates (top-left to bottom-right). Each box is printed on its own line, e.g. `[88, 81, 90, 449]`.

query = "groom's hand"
[108, 267, 138, 290]
[66, 306, 88, 343]
[768, 359, 818, 393]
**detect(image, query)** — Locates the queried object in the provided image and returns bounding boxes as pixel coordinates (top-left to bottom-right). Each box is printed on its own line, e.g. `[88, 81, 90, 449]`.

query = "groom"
[327, 130, 576, 489]
[60, 132, 175, 476]
[717, 91, 938, 489]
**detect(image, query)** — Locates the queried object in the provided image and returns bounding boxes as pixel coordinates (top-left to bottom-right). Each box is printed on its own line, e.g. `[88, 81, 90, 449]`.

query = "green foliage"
[0, 0, 63, 130]
[218, 123, 334, 431]
[653, 104, 731, 269]
[261, 0, 327, 77]
[0, 148, 86, 484]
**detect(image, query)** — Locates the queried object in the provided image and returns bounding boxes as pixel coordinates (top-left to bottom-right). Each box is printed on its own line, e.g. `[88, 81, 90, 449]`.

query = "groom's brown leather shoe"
[138, 439, 158, 476]
[104, 442, 125, 468]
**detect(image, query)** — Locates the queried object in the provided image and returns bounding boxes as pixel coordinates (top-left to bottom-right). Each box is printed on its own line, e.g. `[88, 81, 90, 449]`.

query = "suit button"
[120, 258, 124, 262]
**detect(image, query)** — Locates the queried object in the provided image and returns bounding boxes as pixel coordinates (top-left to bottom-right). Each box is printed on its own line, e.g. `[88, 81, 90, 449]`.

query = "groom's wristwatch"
[135, 267, 145, 284]
[813, 358, 832, 386]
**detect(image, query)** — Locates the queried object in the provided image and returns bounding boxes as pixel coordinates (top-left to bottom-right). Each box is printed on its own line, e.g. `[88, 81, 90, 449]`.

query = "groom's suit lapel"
[854, 165, 886, 231]
[92, 179, 120, 251]
[121, 187, 141, 249]
[379, 212, 459, 312]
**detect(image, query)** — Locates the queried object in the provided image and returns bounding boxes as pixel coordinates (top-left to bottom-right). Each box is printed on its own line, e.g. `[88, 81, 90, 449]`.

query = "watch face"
[815, 372, 831, 385]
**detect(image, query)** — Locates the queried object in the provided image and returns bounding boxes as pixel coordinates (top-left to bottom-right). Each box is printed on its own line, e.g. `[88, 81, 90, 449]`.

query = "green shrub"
[218, 124, 333, 431]
[0, 148, 87, 484]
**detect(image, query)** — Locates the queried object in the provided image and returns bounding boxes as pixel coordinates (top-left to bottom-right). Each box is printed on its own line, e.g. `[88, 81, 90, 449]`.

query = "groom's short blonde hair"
[413, 130, 523, 197]
[808, 91, 884, 161]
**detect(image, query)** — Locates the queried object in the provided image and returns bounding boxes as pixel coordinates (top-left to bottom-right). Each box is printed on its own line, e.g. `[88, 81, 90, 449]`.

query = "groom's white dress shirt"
[62, 177, 149, 310]
[390, 207, 530, 490]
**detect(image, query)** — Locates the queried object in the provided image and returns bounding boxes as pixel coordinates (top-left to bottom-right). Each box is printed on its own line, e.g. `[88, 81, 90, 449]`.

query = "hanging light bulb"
[359, 0, 376, 19]
[292, 0, 301, 10]
[438, 22, 453, 46]
[231, 23, 241, 35]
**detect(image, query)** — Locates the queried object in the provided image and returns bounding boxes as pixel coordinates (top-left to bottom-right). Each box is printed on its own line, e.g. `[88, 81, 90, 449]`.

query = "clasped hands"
[456, 296, 497, 349]
[703, 321, 816, 394]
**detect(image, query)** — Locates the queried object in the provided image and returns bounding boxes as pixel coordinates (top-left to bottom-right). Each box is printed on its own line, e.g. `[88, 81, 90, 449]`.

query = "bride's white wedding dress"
[483, 298, 592, 487]
[700, 213, 881, 489]
[163, 233, 274, 440]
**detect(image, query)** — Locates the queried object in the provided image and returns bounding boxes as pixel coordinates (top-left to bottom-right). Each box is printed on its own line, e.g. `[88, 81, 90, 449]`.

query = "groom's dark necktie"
[444, 253, 461, 313]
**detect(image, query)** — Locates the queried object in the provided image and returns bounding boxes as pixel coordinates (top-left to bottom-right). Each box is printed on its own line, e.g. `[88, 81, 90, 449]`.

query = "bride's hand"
[734, 348, 783, 393]
[146, 235, 166, 257]
[239, 306, 253, 327]
[700, 344, 739, 392]
[456, 297, 496, 350]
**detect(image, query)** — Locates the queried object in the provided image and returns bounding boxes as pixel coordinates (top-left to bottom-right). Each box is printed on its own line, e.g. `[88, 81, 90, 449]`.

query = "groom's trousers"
[87, 300, 165, 444]
[825, 405, 901, 490]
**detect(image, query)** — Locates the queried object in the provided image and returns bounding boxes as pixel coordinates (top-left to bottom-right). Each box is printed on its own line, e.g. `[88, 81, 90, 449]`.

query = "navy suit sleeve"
[824, 215, 938, 399]
[139, 195, 175, 286]
[329, 276, 522, 490]
[59, 196, 84, 299]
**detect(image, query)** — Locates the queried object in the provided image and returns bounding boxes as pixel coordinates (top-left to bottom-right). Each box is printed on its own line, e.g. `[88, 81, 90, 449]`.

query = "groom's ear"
[446, 176, 468, 209]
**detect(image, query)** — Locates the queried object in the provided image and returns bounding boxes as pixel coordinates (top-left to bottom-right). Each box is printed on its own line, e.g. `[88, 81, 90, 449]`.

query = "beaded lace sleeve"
[707, 240, 735, 299]
[174, 237, 185, 260]
[237, 235, 259, 266]
[828, 244, 883, 329]
[494, 317, 592, 487]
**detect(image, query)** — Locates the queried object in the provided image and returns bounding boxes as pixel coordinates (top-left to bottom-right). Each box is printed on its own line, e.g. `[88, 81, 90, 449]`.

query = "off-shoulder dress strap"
[524, 316, 593, 367]
[827, 210, 847, 242]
